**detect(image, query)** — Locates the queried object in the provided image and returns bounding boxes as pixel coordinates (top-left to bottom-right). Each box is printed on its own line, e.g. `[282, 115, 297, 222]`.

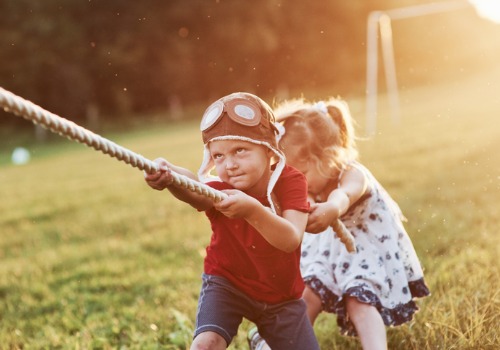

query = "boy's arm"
[145, 158, 214, 211]
[246, 205, 307, 253]
[214, 190, 307, 253]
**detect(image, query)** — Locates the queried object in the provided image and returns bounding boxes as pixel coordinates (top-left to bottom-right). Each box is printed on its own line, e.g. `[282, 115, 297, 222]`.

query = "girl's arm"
[307, 165, 367, 233]
[214, 189, 307, 253]
[144, 158, 215, 211]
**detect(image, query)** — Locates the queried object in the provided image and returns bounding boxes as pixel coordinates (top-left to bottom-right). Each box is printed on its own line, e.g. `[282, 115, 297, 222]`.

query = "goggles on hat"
[200, 98, 272, 132]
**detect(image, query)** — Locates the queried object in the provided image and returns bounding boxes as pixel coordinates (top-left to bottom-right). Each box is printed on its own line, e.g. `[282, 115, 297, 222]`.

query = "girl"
[249, 97, 430, 350]
[145, 92, 319, 350]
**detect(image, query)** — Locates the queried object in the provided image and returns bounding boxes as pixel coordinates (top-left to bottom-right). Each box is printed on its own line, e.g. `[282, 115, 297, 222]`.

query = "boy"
[145, 92, 319, 349]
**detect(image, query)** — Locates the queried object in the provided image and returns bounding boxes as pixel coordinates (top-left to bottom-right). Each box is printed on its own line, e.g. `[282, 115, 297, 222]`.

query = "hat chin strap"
[198, 136, 285, 214]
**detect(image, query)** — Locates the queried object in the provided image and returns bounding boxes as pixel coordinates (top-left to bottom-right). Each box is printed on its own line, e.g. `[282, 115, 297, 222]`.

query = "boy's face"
[208, 139, 273, 197]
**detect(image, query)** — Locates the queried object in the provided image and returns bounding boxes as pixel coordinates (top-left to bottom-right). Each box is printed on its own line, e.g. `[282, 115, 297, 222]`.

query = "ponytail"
[324, 99, 356, 155]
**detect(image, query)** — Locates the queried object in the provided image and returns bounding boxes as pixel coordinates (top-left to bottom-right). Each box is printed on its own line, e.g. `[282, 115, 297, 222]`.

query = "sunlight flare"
[469, 0, 500, 23]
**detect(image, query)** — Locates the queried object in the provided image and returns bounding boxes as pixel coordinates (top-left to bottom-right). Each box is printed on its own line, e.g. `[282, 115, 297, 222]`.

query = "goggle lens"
[200, 98, 262, 131]
[200, 101, 224, 131]
[234, 104, 255, 120]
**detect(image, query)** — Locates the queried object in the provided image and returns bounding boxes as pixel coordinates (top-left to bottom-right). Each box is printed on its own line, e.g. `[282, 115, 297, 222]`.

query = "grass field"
[1, 67, 499, 349]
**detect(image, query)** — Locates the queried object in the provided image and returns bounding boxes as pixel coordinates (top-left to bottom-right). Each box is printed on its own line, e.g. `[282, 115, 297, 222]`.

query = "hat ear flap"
[198, 145, 219, 183]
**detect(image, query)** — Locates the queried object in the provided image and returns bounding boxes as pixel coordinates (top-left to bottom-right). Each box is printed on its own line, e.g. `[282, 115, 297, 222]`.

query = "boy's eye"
[212, 153, 222, 160]
[236, 148, 245, 153]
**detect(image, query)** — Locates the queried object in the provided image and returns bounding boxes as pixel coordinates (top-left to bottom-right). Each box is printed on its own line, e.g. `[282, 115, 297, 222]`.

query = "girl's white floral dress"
[300, 162, 430, 336]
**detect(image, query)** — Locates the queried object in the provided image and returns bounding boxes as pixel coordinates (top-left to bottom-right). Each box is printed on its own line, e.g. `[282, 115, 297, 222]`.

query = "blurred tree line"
[0, 0, 498, 129]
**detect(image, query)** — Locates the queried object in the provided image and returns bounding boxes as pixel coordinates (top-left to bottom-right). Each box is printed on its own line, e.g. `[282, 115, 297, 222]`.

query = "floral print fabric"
[300, 163, 430, 336]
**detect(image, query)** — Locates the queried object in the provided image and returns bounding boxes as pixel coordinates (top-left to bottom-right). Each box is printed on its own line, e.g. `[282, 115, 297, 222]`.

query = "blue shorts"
[194, 273, 320, 349]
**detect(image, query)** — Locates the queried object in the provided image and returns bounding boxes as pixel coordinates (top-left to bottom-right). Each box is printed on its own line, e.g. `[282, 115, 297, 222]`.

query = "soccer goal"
[365, 0, 473, 135]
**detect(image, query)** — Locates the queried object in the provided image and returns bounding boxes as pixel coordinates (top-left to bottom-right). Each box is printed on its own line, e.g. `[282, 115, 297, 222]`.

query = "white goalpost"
[365, 0, 473, 135]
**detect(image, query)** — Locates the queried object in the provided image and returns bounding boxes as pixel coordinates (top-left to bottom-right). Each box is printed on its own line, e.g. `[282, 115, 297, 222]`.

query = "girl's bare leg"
[345, 296, 387, 350]
[302, 285, 323, 324]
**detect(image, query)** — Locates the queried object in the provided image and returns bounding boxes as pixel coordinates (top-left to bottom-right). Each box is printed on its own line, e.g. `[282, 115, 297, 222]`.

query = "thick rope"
[1, 86, 356, 252]
[0, 86, 226, 202]
[331, 220, 356, 253]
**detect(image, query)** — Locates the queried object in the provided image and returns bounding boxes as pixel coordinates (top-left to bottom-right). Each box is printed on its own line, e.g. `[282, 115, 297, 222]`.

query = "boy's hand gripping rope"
[0, 86, 355, 252]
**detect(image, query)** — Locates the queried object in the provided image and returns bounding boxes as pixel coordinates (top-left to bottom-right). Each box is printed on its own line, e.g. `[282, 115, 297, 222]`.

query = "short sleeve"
[274, 165, 310, 213]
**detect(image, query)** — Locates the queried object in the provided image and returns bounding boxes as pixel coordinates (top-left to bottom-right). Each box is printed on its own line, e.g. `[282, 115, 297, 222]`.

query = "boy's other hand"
[144, 158, 173, 190]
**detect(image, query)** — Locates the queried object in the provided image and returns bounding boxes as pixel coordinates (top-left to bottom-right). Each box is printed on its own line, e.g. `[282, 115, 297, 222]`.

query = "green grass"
[1, 68, 500, 349]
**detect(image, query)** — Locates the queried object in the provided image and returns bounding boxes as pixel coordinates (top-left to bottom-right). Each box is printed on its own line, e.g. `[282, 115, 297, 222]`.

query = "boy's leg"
[257, 298, 320, 350]
[192, 274, 246, 348]
[191, 331, 226, 350]
[248, 286, 323, 350]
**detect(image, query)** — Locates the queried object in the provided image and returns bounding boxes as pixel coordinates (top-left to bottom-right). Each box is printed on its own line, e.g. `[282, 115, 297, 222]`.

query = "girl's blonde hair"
[274, 97, 358, 177]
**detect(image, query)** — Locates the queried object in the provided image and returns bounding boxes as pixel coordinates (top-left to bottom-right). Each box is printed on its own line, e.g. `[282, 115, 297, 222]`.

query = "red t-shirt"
[203, 164, 309, 304]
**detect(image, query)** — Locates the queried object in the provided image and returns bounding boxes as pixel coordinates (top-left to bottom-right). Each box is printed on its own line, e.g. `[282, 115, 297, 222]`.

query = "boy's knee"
[191, 331, 227, 350]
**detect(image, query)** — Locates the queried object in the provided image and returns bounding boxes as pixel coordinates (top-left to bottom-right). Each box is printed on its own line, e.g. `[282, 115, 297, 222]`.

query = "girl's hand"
[306, 202, 339, 233]
[144, 158, 174, 191]
[213, 189, 259, 219]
